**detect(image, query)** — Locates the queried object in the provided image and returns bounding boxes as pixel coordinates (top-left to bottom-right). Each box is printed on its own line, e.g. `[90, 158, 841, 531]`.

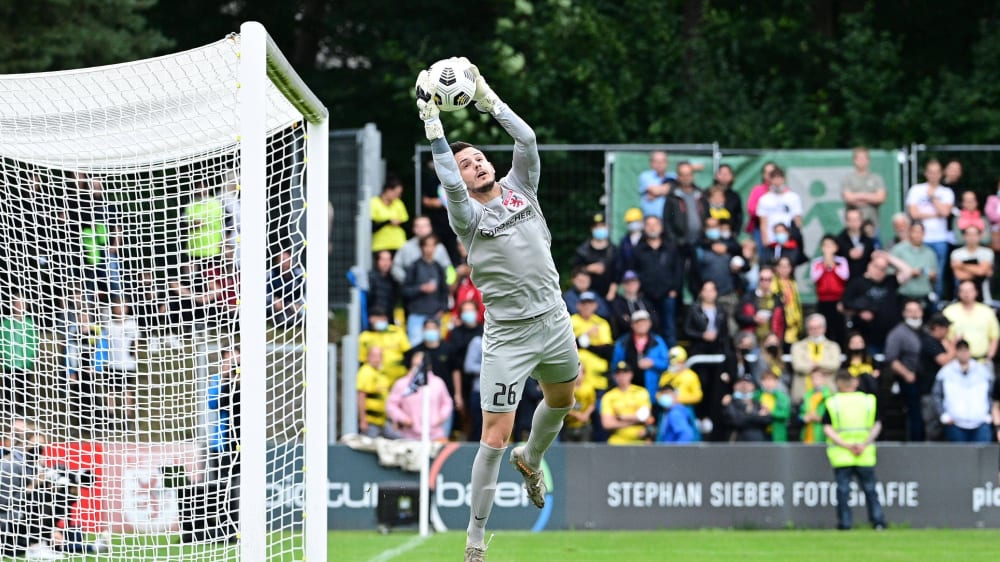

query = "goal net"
[0, 23, 328, 562]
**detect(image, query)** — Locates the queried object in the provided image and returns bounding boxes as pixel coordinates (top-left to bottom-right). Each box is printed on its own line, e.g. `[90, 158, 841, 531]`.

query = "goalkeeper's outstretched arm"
[470, 68, 539, 194]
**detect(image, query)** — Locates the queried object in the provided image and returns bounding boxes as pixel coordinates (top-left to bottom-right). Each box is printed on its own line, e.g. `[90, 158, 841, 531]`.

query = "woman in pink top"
[810, 234, 850, 346]
[745, 161, 777, 251]
[386, 351, 454, 441]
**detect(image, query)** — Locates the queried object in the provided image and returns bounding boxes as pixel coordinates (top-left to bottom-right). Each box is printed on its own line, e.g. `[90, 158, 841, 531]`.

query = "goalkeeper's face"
[455, 147, 496, 194]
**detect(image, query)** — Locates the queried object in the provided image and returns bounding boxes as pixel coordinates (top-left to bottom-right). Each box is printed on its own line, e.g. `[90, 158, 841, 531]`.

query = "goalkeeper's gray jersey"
[431, 107, 562, 322]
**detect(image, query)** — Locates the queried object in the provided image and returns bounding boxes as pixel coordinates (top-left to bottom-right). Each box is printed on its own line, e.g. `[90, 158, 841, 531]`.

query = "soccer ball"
[427, 58, 477, 112]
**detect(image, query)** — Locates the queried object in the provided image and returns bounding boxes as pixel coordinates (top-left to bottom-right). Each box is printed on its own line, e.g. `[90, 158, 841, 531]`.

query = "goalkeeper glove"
[458, 59, 505, 116]
[415, 69, 444, 141]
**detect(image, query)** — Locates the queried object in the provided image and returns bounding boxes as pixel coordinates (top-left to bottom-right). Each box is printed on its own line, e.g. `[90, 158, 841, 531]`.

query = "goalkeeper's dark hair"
[450, 141, 479, 155]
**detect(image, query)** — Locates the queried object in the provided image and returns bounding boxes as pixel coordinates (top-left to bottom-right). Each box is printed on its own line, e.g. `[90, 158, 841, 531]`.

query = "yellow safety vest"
[825, 392, 877, 467]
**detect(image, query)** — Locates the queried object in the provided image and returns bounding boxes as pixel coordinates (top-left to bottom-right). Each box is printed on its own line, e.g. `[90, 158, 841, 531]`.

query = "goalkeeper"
[416, 63, 579, 562]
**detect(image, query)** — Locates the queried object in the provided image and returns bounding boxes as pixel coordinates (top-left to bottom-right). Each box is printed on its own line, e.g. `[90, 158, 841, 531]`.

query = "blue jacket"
[612, 333, 669, 402]
[657, 404, 700, 443]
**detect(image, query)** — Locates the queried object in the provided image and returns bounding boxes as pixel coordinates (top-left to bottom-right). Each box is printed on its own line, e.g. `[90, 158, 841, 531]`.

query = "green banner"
[609, 149, 902, 304]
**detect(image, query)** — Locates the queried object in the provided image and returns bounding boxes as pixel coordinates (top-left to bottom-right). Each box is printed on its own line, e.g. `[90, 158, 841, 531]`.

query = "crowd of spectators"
[360, 150, 1000, 446]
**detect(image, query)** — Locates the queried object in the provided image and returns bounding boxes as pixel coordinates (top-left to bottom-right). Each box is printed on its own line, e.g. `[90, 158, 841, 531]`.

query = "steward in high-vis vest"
[822, 371, 888, 530]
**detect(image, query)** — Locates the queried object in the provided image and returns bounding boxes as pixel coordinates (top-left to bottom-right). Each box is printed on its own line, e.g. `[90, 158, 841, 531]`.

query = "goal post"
[0, 21, 328, 562]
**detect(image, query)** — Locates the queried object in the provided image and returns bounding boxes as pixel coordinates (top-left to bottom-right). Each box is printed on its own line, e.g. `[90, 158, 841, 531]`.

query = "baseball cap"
[624, 208, 643, 223]
[614, 361, 632, 373]
[735, 372, 757, 385]
[622, 270, 639, 282]
[592, 213, 607, 226]
[631, 309, 651, 322]
[579, 291, 598, 302]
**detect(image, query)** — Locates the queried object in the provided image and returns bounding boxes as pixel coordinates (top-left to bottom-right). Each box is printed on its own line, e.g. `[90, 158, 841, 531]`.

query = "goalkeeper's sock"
[522, 401, 573, 469]
[467, 442, 506, 545]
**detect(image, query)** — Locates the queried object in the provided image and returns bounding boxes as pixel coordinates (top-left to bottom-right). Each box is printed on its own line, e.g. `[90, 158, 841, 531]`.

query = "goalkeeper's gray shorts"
[479, 306, 580, 413]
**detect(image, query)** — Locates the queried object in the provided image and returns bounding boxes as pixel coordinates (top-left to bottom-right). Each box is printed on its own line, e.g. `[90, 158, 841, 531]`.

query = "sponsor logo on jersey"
[479, 207, 534, 238]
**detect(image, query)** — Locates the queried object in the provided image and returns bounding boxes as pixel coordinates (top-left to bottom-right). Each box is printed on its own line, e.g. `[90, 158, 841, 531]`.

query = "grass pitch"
[5, 529, 993, 561]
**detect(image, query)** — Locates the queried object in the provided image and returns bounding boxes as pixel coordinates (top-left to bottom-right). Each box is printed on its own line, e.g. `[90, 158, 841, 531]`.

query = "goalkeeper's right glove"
[415, 69, 444, 141]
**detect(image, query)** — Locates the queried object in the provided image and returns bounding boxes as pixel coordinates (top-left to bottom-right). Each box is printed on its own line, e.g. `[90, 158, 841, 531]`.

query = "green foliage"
[0, 0, 171, 73]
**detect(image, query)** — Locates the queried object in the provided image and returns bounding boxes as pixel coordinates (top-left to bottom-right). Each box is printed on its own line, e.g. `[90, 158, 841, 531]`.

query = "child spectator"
[811, 235, 849, 345]
[655, 385, 699, 443]
[800, 367, 833, 444]
[703, 185, 732, 224]
[953, 190, 989, 247]
[761, 222, 804, 266]
[755, 370, 791, 442]
[723, 373, 772, 442]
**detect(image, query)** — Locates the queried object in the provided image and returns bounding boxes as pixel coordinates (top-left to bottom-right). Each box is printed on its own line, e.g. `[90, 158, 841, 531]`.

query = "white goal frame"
[239, 21, 328, 562]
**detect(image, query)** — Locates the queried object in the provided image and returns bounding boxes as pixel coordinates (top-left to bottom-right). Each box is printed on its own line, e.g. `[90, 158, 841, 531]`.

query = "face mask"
[721, 230, 732, 239]
[657, 393, 675, 409]
[645, 231, 661, 239]
[849, 348, 865, 355]
[628, 221, 644, 233]
[733, 391, 752, 400]
[905, 317, 923, 329]
[706, 228, 721, 240]
[774, 232, 789, 245]
[461, 311, 478, 326]
[373, 320, 389, 332]
[766, 345, 780, 356]
[592, 227, 609, 241]
[423, 329, 440, 344]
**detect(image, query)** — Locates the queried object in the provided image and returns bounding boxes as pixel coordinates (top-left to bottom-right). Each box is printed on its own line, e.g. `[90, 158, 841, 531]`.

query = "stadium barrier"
[325, 442, 1000, 531]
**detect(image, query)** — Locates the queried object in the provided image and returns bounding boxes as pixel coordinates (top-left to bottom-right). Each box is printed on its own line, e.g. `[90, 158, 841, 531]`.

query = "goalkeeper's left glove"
[458, 58, 505, 116]
[415, 69, 444, 140]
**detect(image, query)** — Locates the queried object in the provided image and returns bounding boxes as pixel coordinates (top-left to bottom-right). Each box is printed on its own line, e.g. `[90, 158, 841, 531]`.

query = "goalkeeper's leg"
[466, 411, 513, 548]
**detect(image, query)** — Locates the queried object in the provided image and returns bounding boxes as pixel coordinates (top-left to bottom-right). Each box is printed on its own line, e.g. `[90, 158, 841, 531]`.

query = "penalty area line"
[367, 534, 430, 562]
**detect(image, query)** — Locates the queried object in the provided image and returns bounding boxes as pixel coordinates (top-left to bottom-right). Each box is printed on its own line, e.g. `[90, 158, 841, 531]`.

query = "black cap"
[614, 361, 632, 373]
[592, 213, 607, 226]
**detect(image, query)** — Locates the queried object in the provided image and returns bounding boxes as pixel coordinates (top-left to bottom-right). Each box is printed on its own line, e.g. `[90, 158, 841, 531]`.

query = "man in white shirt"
[106, 300, 139, 424]
[906, 159, 954, 297]
[755, 166, 803, 247]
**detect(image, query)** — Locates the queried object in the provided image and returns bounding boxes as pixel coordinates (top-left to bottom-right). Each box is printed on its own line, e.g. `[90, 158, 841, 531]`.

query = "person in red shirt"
[811, 234, 850, 346]
[745, 161, 777, 251]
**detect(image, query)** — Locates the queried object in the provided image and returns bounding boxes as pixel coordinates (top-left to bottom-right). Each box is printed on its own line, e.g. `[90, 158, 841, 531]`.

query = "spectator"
[368, 250, 400, 320]
[953, 190, 990, 247]
[611, 310, 670, 403]
[841, 147, 887, 229]
[761, 222, 805, 267]
[884, 301, 927, 440]
[756, 166, 803, 249]
[1, 294, 38, 417]
[745, 161, 778, 250]
[950, 224, 994, 303]
[574, 213, 619, 302]
[918, 314, 955, 441]
[208, 346, 241, 480]
[654, 385, 699, 444]
[370, 176, 409, 255]
[735, 236, 761, 292]
[183, 176, 224, 263]
[358, 307, 411, 380]
[572, 292, 615, 394]
[943, 159, 966, 200]
[664, 161, 705, 291]
[801, 367, 833, 444]
[401, 234, 449, 345]
[630, 216, 681, 346]
[419, 160, 459, 264]
[461, 334, 484, 442]
[790, 314, 842, 405]
[835, 207, 876, 280]
[448, 300, 483, 438]
[563, 266, 610, 320]
[202, 253, 239, 328]
[407, 318, 454, 419]
[889, 212, 912, 248]
[711, 164, 744, 232]
[774, 256, 803, 349]
[906, 159, 953, 297]
[600, 361, 655, 445]
[759, 333, 789, 385]
[696, 218, 740, 330]
[933, 339, 993, 443]
[390, 216, 453, 286]
[984, 178, 1000, 252]
[637, 151, 676, 219]
[386, 351, 453, 441]
[658, 346, 704, 409]
[616, 207, 646, 276]
[942, 280, 1000, 365]
[683, 281, 729, 419]
[722, 373, 771, 442]
[811, 234, 849, 345]
[841, 251, 909, 354]
[129, 270, 173, 352]
[448, 240, 485, 327]
[220, 170, 241, 266]
[562, 367, 595, 442]
[736, 266, 784, 344]
[105, 300, 139, 425]
[608, 270, 659, 339]
[842, 332, 879, 396]
[703, 185, 733, 226]
[890, 221, 938, 311]
[823, 371, 887, 531]
[730, 331, 766, 386]
[355, 346, 393, 437]
[266, 250, 305, 328]
[756, 370, 791, 442]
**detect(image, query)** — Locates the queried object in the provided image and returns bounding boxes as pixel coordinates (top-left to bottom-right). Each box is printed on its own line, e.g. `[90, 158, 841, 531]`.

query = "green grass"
[7, 529, 996, 561]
